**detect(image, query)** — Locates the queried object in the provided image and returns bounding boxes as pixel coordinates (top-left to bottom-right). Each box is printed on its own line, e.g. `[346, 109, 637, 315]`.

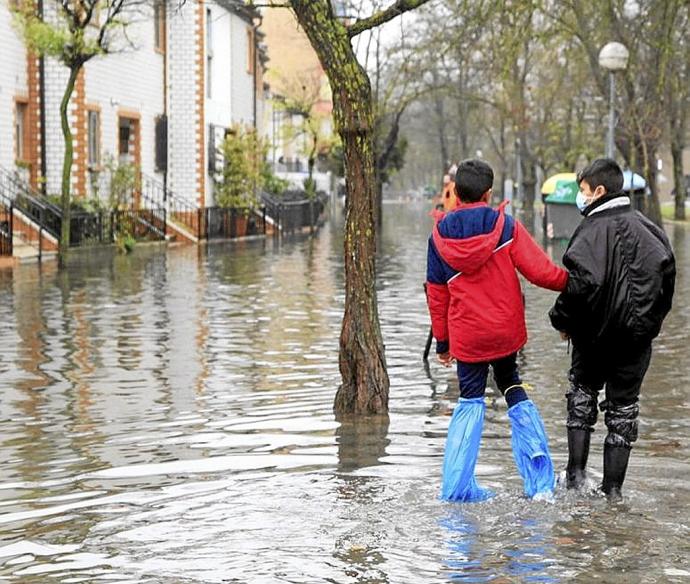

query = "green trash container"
[544, 179, 581, 240]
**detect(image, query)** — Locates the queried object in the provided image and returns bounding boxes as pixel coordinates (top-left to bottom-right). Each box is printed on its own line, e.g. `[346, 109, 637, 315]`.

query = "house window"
[119, 121, 131, 159]
[155, 115, 168, 172]
[117, 115, 140, 167]
[154, 0, 166, 52]
[87, 109, 100, 168]
[206, 8, 213, 98]
[14, 101, 28, 163]
[247, 28, 255, 75]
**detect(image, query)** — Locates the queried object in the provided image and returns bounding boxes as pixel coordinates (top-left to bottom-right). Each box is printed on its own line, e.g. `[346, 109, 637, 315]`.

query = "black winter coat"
[549, 193, 675, 348]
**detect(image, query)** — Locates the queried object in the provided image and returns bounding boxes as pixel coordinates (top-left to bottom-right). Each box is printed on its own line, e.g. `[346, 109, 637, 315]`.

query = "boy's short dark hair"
[577, 158, 624, 194]
[455, 159, 494, 202]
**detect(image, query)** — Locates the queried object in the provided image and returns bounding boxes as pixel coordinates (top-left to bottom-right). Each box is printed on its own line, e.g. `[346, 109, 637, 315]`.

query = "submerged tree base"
[334, 381, 388, 415]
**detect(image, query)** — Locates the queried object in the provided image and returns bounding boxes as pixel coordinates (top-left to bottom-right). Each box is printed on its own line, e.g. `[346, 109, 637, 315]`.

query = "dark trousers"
[569, 343, 652, 406]
[457, 353, 521, 400]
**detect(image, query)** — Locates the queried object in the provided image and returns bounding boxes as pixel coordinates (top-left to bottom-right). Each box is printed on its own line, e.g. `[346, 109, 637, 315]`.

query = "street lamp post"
[598, 42, 629, 159]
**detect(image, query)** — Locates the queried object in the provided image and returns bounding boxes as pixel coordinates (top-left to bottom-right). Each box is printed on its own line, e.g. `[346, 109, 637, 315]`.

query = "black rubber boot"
[566, 428, 591, 489]
[601, 443, 631, 500]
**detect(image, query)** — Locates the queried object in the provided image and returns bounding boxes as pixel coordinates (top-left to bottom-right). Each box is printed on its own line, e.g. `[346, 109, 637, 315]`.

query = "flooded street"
[0, 203, 688, 583]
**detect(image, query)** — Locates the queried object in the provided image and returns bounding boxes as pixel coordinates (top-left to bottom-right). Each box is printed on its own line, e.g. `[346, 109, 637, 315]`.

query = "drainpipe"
[38, 0, 47, 194]
[163, 1, 168, 194]
[252, 14, 261, 130]
[252, 33, 257, 130]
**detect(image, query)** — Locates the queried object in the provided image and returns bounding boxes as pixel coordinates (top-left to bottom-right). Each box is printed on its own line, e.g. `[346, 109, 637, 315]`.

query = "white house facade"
[166, 0, 266, 207]
[0, 0, 39, 187]
[1, 0, 267, 210]
[39, 1, 167, 202]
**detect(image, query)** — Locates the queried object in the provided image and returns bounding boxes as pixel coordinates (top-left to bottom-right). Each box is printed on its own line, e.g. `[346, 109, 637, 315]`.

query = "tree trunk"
[374, 176, 383, 227]
[431, 70, 449, 173]
[375, 108, 404, 226]
[671, 140, 686, 221]
[518, 131, 535, 212]
[670, 114, 686, 221]
[435, 96, 449, 174]
[291, 1, 389, 414]
[58, 65, 81, 267]
[497, 117, 507, 203]
[456, 67, 469, 160]
[643, 149, 663, 226]
[307, 130, 317, 196]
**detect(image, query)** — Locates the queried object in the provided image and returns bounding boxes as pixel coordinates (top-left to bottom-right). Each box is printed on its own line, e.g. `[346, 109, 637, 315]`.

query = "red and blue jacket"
[426, 201, 568, 363]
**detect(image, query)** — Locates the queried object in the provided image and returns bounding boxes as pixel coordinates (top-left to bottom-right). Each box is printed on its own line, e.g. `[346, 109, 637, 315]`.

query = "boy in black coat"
[549, 159, 676, 499]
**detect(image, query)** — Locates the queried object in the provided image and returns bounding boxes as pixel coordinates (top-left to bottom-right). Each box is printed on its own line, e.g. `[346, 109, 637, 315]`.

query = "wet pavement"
[0, 202, 688, 582]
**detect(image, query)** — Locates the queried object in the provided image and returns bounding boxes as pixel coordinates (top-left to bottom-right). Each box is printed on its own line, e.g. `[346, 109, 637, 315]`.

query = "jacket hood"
[432, 201, 509, 274]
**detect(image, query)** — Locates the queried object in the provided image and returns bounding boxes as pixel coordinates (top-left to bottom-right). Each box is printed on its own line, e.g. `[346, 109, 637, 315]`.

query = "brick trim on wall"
[26, 53, 43, 190]
[117, 108, 142, 121]
[72, 68, 88, 198]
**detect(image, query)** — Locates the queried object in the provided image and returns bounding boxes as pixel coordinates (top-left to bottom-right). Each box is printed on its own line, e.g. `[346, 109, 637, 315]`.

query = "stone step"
[11, 234, 57, 262]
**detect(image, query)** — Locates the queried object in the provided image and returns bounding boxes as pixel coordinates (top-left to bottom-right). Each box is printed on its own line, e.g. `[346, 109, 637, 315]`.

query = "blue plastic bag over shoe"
[441, 397, 493, 502]
[507, 399, 555, 498]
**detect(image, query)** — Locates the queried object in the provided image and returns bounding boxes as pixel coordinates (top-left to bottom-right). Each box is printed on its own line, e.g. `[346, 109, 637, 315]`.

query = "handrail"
[0, 166, 62, 239]
[203, 205, 266, 239]
[141, 173, 199, 237]
[0, 191, 13, 257]
[112, 208, 166, 241]
[260, 190, 328, 234]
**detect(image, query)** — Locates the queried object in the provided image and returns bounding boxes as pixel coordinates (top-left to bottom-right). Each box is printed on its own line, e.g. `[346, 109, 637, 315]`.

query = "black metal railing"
[65, 210, 166, 247]
[0, 167, 288, 252]
[70, 212, 111, 246]
[136, 174, 167, 236]
[0, 167, 169, 248]
[261, 191, 328, 234]
[141, 173, 202, 239]
[112, 209, 166, 242]
[0, 192, 13, 256]
[203, 206, 266, 240]
[140, 173, 272, 241]
[0, 166, 61, 239]
[169, 200, 203, 240]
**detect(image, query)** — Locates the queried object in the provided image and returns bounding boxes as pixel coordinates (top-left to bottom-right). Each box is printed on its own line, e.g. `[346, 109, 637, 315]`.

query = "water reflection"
[442, 511, 487, 582]
[0, 204, 687, 582]
[442, 505, 559, 583]
[336, 414, 390, 474]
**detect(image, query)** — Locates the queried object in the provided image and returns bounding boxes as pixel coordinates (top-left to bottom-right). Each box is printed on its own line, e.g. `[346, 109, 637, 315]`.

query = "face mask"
[576, 190, 590, 213]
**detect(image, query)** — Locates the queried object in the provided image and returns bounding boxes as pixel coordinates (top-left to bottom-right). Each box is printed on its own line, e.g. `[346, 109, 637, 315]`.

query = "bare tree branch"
[347, 0, 433, 37]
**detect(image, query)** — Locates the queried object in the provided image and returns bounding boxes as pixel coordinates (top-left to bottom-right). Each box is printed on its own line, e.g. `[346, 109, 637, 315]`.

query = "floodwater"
[0, 202, 688, 583]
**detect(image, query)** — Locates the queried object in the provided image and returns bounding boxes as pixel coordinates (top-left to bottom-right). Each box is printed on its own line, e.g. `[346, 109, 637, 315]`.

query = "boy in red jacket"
[427, 159, 568, 501]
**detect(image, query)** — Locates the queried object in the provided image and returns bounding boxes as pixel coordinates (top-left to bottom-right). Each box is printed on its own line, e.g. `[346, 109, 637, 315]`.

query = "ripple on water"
[0, 207, 688, 582]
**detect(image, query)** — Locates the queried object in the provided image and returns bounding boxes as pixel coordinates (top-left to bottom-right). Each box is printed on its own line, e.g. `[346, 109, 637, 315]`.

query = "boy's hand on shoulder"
[559, 331, 570, 341]
[437, 352, 456, 368]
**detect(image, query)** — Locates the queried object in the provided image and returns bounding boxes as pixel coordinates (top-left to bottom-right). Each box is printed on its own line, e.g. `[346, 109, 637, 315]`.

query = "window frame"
[87, 107, 101, 170]
[14, 99, 29, 165]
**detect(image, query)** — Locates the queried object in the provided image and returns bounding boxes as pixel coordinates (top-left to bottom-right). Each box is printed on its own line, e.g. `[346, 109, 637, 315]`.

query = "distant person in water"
[442, 165, 459, 212]
[426, 159, 568, 501]
[550, 158, 676, 499]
